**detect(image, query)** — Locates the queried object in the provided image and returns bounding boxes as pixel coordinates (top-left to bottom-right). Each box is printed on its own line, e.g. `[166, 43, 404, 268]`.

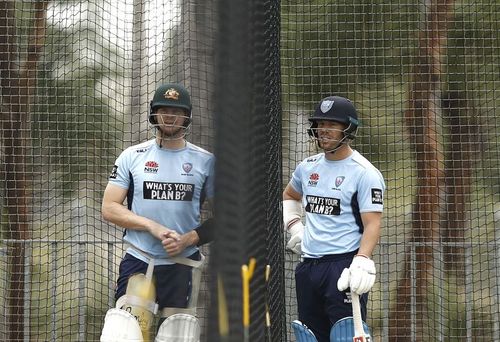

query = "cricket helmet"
[149, 83, 192, 126]
[307, 96, 359, 140]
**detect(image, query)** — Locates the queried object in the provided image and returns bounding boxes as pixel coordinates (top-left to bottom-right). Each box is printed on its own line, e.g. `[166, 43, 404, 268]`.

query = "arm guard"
[283, 199, 302, 231]
[194, 218, 214, 246]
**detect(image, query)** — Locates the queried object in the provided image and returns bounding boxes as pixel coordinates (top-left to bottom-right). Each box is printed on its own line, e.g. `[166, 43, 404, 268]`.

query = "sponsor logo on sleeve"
[371, 188, 383, 204]
[305, 195, 341, 215]
[109, 165, 118, 179]
[143, 181, 195, 201]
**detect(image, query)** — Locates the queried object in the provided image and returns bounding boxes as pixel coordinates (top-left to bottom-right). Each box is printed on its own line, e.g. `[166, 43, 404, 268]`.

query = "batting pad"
[155, 313, 200, 342]
[100, 308, 143, 342]
[330, 317, 372, 342]
[291, 320, 318, 342]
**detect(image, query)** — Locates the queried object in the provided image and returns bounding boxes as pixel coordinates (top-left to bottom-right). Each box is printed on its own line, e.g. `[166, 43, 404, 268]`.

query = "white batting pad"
[155, 313, 200, 342]
[100, 308, 143, 342]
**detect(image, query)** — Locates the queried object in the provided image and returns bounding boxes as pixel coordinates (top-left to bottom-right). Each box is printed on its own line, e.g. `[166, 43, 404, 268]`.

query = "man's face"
[154, 106, 189, 137]
[315, 120, 346, 150]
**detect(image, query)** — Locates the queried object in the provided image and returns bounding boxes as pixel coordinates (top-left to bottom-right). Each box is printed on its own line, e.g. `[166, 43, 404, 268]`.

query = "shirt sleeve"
[204, 156, 215, 199]
[108, 149, 131, 189]
[357, 167, 385, 213]
[289, 162, 303, 195]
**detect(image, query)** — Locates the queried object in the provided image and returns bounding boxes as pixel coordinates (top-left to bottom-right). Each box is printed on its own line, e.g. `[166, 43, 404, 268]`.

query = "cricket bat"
[351, 292, 370, 342]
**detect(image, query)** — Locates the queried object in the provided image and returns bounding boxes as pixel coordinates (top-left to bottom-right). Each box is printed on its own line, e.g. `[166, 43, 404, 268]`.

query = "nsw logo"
[144, 161, 159, 174]
[308, 173, 320, 187]
[320, 100, 334, 113]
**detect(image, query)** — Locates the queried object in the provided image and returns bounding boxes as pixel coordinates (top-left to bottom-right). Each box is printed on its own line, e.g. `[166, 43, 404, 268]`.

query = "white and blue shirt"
[108, 139, 215, 264]
[289, 150, 385, 257]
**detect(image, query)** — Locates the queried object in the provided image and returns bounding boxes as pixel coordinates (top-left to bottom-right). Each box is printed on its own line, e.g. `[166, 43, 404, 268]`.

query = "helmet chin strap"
[310, 124, 355, 155]
[152, 114, 191, 142]
[155, 126, 187, 148]
[157, 126, 186, 139]
[316, 134, 350, 154]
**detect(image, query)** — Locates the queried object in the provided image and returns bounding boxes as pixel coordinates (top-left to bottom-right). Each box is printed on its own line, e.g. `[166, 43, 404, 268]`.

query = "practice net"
[281, 1, 499, 341]
[0, 0, 499, 341]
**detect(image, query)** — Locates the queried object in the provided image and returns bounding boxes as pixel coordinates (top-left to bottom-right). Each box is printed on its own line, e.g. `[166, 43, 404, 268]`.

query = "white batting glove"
[337, 255, 376, 295]
[337, 268, 351, 291]
[286, 222, 304, 255]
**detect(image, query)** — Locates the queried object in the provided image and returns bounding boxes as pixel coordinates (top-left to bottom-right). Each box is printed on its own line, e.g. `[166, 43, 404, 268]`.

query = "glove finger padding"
[348, 255, 376, 295]
[337, 268, 350, 291]
[286, 222, 304, 255]
[286, 239, 302, 254]
[349, 268, 375, 294]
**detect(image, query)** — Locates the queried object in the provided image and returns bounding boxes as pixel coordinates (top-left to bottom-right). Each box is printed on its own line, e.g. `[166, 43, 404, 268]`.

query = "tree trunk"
[173, 0, 216, 150]
[441, 91, 481, 274]
[389, 1, 454, 340]
[130, 0, 149, 144]
[0, 1, 47, 340]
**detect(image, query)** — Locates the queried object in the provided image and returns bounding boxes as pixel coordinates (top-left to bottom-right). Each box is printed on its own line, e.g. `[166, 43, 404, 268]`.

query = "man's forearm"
[102, 202, 153, 232]
[358, 223, 380, 257]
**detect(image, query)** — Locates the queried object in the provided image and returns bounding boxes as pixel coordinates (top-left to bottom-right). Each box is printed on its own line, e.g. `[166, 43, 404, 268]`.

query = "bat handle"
[351, 292, 366, 341]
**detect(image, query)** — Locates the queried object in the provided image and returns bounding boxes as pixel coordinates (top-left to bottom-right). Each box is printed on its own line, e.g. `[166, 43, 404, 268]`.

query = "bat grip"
[351, 292, 365, 339]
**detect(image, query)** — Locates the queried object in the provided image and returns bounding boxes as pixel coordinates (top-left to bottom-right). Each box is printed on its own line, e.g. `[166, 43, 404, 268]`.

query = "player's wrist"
[355, 253, 371, 259]
[144, 219, 158, 235]
[184, 230, 199, 247]
[352, 254, 376, 274]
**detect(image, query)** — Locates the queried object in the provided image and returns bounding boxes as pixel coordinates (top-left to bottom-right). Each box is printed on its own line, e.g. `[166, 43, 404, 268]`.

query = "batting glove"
[337, 255, 376, 295]
[337, 268, 351, 292]
[286, 222, 304, 255]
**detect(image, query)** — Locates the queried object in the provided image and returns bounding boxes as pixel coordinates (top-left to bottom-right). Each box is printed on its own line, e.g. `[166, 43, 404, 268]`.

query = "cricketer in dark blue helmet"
[283, 96, 385, 342]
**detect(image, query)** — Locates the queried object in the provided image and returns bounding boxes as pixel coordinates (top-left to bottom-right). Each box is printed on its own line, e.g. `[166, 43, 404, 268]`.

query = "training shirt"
[289, 150, 385, 257]
[108, 139, 215, 264]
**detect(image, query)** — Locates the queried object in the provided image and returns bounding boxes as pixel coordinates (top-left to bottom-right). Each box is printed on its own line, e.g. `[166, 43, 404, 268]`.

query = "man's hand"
[161, 231, 192, 256]
[337, 255, 376, 295]
[148, 222, 180, 242]
[286, 222, 304, 255]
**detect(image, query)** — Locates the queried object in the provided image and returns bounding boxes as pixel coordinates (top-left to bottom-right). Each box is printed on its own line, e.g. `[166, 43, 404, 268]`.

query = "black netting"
[210, 0, 283, 341]
[1, 0, 499, 341]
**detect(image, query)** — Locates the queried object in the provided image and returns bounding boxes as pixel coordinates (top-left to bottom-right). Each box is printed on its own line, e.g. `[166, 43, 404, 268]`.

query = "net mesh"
[1, 0, 216, 341]
[210, 0, 283, 340]
[281, 1, 499, 341]
[0, 0, 499, 341]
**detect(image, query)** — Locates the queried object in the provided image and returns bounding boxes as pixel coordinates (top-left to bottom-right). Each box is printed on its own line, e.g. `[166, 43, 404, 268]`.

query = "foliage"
[31, 25, 126, 196]
[281, 0, 499, 199]
[281, 0, 419, 99]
